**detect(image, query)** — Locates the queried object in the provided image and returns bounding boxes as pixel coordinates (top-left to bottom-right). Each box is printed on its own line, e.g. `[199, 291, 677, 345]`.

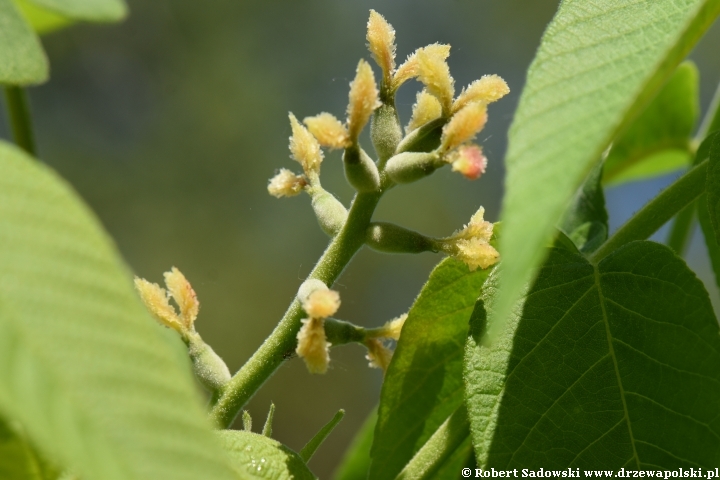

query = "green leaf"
[0, 141, 238, 480]
[0, 417, 57, 480]
[698, 194, 720, 292]
[12, 0, 72, 35]
[24, 0, 126, 22]
[465, 239, 720, 468]
[706, 132, 720, 244]
[218, 430, 316, 480]
[604, 62, 699, 185]
[559, 161, 608, 253]
[395, 406, 471, 480]
[299, 410, 344, 462]
[332, 408, 376, 480]
[493, 0, 720, 343]
[0, 0, 48, 85]
[369, 258, 494, 480]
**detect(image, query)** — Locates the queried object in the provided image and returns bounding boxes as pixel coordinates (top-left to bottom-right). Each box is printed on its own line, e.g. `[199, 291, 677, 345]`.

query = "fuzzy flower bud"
[440, 103, 487, 153]
[407, 89, 442, 133]
[417, 46, 454, 116]
[289, 113, 323, 174]
[447, 144, 487, 180]
[377, 313, 407, 341]
[302, 289, 341, 319]
[267, 169, 307, 198]
[392, 43, 450, 92]
[365, 338, 393, 371]
[134, 278, 183, 332]
[164, 267, 199, 330]
[347, 60, 381, 142]
[367, 10, 396, 86]
[445, 206, 499, 271]
[304, 113, 350, 149]
[452, 75, 510, 113]
[297, 317, 331, 374]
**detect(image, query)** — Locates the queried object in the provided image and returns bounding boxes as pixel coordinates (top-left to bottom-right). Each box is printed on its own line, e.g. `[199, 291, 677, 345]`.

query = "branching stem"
[209, 189, 384, 428]
[591, 160, 707, 263]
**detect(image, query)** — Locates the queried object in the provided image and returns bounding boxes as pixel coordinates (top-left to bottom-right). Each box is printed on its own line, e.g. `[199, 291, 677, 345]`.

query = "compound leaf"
[0, 141, 238, 480]
[604, 62, 699, 185]
[465, 240, 720, 468]
[369, 258, 494, 480]
[493, 0, 720, 343]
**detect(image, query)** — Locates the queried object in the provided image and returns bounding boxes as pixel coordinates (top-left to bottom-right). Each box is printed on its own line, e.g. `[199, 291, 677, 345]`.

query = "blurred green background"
[2, 1, 719, 477]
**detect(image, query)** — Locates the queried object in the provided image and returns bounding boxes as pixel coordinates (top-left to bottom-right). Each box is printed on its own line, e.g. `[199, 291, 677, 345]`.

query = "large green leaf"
[0, 0, 48, 85]
[218, 430, 315, 480]
[465, 239, 720, 468]
[493, 0, 720, 343]
[559, 161, 608, 253]
[0, 141, 238, 480]
[369, 258, 493, 480]
[25, 0, 126, 22]
[603, 62, 699, 185]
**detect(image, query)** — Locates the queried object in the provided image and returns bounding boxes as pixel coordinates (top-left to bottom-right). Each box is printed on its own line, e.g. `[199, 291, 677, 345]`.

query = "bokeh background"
[2, 1, 719, 477]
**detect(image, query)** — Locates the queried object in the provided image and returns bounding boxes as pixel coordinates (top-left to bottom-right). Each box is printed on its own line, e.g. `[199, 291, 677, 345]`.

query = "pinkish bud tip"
[450, 145, 487, 180]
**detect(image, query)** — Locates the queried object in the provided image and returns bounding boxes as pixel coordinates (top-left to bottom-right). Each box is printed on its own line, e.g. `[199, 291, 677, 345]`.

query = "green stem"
[697, 80, 720, 141]
[299, 409, 345, 462]
[665, 200, 696, 255]
[3, 86, 36, 156]
[209, 191, 382, 428]
[591, 160, 707, 262]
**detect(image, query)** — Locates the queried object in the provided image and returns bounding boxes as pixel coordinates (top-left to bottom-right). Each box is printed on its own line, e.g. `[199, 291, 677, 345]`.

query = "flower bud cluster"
[442, 207, 499, 271]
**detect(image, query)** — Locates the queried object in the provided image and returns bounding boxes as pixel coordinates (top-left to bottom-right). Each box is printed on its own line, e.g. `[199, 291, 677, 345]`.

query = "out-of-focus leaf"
[0, 417, 57, 480]
[465, 239, 720, 468]
[604, 62, 699, 185]
[559, 161, 608, 253]
[493, 0, 720, 343]
[333, 408, 376, 480]
[12, 0, 72, 35]
[369, 258, 494, 480]
[698, 194, 720, 292]
[218, 430, 316, 480]
[25, 0, 125, 22]
[0, 141, 238, 480]
[0, 0, 48, 84]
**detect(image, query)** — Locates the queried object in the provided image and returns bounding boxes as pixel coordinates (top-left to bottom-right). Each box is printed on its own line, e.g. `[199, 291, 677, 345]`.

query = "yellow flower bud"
[347, 59, 381, 142]
[365, 338, 393, 371]
[393, 43, 450, 92]
[289, 113, 323, 174]
[303, 113, 350, 149]
[366, 10, 396, 85]
[417, 46, 454, 116]
[134, 278, 183, 332]
[378, 313, 407, 341]
[440, 103, 487, 153]
[267, 168, 307, 198]
[407, 90, 442, 133]
[164, 267, 199, 330]
[302, 289, 341, 319]
[453, 206, 494, 241]
[452, 75, 510, 113]
[454, 237, 499, 271]
[296, 317, 331, 374]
